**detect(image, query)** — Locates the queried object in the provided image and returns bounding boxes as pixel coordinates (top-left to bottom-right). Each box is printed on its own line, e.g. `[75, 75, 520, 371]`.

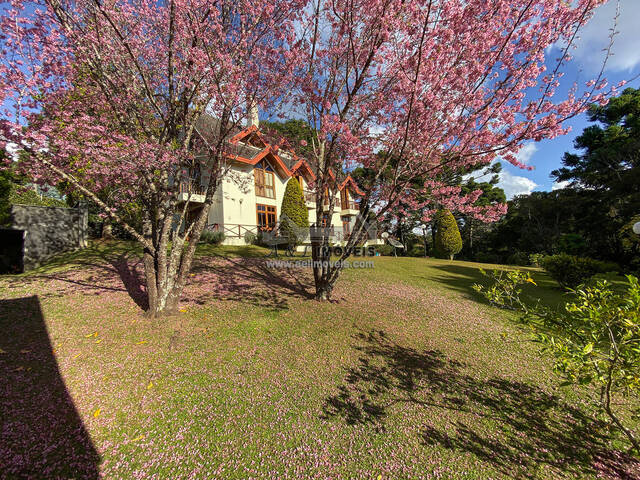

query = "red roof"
[339, 175, 364, 196]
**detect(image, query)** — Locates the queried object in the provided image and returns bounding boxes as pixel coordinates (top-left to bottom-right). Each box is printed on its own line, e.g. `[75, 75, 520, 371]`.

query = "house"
[176, 113, 380, 247]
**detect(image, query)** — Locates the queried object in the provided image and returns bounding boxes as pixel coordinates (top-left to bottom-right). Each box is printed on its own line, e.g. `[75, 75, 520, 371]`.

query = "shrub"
[528, 253, 545, 267]
[475, 271, 640, 453]
[280, 177, 308, 245]
[200, 230, 225, 245]
[434, 209, 462, 260]
[409, 244, 425, 257]
[506, 251, 530, 266]
[244, 231, 256, 245]
[540, 254, 619, 289]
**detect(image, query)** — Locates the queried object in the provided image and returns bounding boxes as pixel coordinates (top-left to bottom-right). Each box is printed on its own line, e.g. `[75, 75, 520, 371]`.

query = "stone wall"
[11, 204, 88, 270]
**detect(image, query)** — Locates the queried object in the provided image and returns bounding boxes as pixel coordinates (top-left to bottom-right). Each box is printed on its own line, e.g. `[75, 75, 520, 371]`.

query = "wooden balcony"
[177, 179, 206, 203]
[303, 190, 316, 208]
[340, 199, 359, 215]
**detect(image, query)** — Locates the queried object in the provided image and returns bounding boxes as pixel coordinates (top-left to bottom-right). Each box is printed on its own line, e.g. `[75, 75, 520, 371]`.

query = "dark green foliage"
[200, 230, 225, 245]
[261, 120, 315, 158]
[558, 233, 587, 256]
[505, 251, 530, 266]
[279, 177, 308, 245]
[0, 167, 12, 226]
[619, 215, 640, 273]
[474, 252, 502, 265]
[540, 254, 619, 289]
[9, 186, 66, 208]
[471, 89, 640, 268]
[459, 172, 506, 258]
[1, 169, 66, 227]
[528, 253, 545, 268]
[552, 88, 640, 199]
[435, 209, 462, 260]
[376, 244, 394, 256]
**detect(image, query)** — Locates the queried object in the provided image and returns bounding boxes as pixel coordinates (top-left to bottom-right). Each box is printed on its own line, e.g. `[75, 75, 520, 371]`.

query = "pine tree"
[280, 177, 308, 245]
[435, 209, 462, 260]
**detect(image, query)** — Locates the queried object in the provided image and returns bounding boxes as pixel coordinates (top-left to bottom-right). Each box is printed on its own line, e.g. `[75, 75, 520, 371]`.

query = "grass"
[0, 240, 638, 479]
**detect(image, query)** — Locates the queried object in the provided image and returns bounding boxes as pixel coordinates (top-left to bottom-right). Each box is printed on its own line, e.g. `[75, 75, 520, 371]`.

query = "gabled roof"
[289, 157, 316, 182]
[229, 125, 258, 144]
[224, 145, 291, 178]
[195, 114, 361, 188]
[338, 175, 364, 196]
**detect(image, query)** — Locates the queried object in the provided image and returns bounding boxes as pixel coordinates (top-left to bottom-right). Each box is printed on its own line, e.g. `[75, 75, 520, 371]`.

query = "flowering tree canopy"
[289, 0, 623, 299]
[0, 0, 303, 314]
[0, 0, 627, 306]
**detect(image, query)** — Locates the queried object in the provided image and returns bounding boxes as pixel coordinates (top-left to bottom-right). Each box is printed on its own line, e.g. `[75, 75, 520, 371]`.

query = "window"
[341, 215, 351, 235]
[256, 204, 277, 231]
[254, 161, 275, 199]
[340, 188, 349, 210]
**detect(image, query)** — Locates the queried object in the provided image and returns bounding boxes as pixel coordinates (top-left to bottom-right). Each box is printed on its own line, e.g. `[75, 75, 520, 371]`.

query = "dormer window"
[254, 160, 275, 199]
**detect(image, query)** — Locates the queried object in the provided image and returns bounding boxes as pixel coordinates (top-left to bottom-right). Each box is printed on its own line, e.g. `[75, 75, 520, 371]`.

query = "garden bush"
[244, 231, 257, 245]
[540, 253, 619, 289]
[280, 177, 308, 245]
[475, 271, 640, 452]
[434, 209, 462, 260]
[200, 230, 225, 245]
[528, 253, 546, 267]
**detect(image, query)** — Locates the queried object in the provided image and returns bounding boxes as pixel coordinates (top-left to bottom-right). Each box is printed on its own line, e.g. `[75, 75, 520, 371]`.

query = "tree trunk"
[311, 241, 333, 300]
[102, 221, 113, 239]
[140, 201, 213, 317]
[604, 361, 640, 453]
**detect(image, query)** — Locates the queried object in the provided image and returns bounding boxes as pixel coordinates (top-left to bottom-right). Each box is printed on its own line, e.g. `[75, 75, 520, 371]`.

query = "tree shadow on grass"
[321, 329, 640, 479]
[2, 243, 148, 310]
[422, 262, 568, 309]
[2, 242, 314, 312]
[0, 296, 100, 478]
[186, 254, 314, 311]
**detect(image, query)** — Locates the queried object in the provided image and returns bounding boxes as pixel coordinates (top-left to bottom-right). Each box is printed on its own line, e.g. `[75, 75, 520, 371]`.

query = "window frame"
[256, 204, 277, 231]
[341, 215, 351, 235]
[254, 161, 276, 199]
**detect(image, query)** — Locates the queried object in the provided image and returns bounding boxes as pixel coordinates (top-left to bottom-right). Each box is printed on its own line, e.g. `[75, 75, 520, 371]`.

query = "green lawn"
[1, 241, 638, 479]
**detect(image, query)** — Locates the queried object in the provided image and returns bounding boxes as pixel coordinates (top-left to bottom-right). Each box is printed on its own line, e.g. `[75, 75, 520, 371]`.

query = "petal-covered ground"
[1, 241, 638, 479]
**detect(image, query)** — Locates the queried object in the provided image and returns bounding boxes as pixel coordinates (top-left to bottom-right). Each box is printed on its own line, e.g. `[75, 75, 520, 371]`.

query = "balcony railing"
[206, 222, 379, 243]
[303, 190, 316, 203]
[341, 200, 359, 211]
[178, 179, 206, 197]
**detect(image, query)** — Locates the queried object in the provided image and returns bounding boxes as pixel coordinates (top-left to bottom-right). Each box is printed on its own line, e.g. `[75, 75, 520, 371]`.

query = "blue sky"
[494, 0, 640, 198]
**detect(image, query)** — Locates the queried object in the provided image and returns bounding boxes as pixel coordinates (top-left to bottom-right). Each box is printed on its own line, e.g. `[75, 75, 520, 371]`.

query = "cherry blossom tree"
[290, 0, 623, 300]
[0, 0, 302, 315]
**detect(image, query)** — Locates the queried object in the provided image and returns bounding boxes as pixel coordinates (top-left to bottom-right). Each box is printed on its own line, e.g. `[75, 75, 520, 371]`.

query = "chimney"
[247, 99, 259, 128]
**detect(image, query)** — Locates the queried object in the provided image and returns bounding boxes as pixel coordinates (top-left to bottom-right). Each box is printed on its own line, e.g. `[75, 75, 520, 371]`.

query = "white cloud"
[515, 142, 537, 165]
[552, 180, 570, 191]
[498, 170, 538, 199]
[565, 0, 640, 73]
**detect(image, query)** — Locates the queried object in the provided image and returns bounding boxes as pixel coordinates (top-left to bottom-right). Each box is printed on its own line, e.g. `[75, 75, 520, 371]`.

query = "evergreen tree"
[435, 209, 462, 260]
[280, 177, 308, 245]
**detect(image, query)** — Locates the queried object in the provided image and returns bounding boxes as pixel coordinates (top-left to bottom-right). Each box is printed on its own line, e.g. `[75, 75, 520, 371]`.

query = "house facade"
[177, 115, 379, 247]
